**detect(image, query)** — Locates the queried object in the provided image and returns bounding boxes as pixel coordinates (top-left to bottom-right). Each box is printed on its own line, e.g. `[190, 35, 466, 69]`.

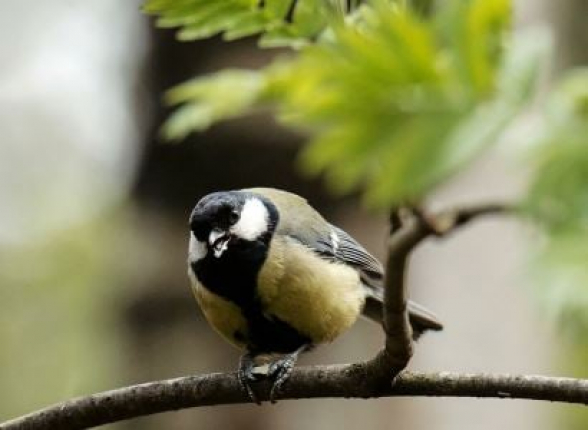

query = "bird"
[187, 187, 442, 402]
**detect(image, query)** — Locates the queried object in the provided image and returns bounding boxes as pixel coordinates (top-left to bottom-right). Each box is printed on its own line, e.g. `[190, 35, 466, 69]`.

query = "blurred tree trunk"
[547, 0, 588, 70]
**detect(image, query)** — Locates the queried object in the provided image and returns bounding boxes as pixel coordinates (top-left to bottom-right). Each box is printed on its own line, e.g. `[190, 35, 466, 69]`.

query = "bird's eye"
[228, 210, 239, 224]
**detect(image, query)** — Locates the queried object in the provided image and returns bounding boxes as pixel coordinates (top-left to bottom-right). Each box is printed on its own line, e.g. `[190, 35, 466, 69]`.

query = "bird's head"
[188, 191, 277, 262]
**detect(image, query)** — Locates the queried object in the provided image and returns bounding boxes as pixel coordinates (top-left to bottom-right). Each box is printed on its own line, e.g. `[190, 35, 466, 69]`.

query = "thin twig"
[364, 210, 423, 382]
[364, 203, 513, 381]
[285, 0, 297, 23]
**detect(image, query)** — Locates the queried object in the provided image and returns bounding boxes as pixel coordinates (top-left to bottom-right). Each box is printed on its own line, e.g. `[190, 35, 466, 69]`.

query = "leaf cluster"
[159, 0, 537, 207]
[267, 0, 522, 206]
[143, 0, 331, 48]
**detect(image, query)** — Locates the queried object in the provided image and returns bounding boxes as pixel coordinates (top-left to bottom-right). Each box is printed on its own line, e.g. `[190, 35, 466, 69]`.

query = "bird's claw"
[238, 354, 263, 405]
[267, 355, 297, 403]
[239, 346, 308, 404]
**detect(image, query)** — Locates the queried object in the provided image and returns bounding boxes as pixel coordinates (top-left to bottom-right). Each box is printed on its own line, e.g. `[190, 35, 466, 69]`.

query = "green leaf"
[438, 0, 511, 97]
[143, 0, 330, 48]
[177, 4, 251, 40]
[497, 28, 551, 105]
[526, 70, 588, 232]
[223, 12, 272, 40]
[163, 70, 266, 140]
[442, 28, 551, 174]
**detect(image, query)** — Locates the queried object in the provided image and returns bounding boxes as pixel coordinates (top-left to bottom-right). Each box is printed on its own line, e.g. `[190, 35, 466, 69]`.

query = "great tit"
[187, 187, 442, 402]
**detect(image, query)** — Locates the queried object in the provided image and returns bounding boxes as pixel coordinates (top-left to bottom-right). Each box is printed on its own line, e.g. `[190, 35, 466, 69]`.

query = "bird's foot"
[267, 345, 308, 403]
[238, 353, 264, 405]
[239, 346, 310, 404]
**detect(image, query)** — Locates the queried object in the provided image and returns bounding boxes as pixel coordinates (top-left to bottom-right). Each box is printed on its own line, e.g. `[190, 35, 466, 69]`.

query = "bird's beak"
[209, 228, 230, 258]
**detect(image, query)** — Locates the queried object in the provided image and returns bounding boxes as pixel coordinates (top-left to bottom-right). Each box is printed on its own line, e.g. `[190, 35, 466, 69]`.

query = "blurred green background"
[0, 1, 586, 429]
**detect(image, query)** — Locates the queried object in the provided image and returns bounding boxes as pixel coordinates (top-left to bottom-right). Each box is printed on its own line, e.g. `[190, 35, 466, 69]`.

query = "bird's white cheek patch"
[188, 232, 208, 263]
[231, 197, 269, 241]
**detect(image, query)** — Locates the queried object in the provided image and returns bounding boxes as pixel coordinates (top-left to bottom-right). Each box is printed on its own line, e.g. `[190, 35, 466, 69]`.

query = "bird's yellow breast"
[257, 236, 365, 344]
[189, 236, 365, 350]
[189, 271, 248, 349]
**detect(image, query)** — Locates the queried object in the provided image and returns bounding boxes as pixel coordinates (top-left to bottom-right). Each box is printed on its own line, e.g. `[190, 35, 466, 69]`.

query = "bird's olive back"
[244, 187, 331, 246]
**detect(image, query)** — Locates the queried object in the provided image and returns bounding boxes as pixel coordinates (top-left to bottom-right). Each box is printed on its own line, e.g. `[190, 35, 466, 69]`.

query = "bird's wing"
[288, 223, 443, 336]
[286, 222, 385, 293]
[320, 225, 384, 286]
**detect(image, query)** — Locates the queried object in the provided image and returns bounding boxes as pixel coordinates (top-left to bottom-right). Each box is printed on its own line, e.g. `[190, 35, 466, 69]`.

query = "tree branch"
[2, 369, 586, 430]
[364, 208, 428, 383]
[363, 203, 513, 382]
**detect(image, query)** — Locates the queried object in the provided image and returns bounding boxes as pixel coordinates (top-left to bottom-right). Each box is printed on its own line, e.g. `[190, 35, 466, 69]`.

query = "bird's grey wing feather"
[329, 226, 384, 280]
[288, 223, 443, 337]
[305, 224, 385, 291]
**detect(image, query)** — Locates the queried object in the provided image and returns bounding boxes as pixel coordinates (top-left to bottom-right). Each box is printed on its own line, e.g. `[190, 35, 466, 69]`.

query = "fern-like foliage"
[527, 71, 588, 236]
[268, 0, 520, 205]
[163, 0, 545, 206]
[143, 0, 336, 48]
[164, 70, 267, 138]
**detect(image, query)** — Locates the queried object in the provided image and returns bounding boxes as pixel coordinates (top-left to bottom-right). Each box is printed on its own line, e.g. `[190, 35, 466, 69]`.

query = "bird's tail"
[362, 293, 443, 340]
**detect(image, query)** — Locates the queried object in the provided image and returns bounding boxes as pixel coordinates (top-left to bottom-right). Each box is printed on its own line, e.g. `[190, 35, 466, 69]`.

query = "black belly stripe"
[192, 238, 310, 353]
[242, 303, 310, 353]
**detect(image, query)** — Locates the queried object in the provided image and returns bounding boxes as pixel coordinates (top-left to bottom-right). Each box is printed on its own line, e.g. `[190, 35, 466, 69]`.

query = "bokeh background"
[0, 1, 586, 429]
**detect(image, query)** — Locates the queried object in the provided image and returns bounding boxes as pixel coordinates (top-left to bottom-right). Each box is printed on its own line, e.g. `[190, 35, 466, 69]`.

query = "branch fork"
[362, 204, 508, 386]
